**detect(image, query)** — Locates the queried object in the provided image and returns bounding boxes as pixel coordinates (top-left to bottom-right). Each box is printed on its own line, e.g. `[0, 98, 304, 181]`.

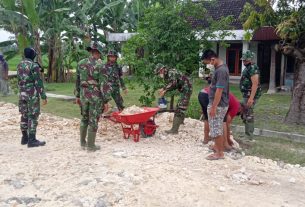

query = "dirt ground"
[1, 102, 305, 207]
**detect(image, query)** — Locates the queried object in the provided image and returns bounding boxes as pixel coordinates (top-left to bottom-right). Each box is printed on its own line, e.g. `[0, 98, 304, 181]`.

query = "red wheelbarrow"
[110, 107, 159, 142]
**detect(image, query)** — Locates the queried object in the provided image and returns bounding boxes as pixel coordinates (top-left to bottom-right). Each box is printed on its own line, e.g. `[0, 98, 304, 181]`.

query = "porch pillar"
[267, 45, 276, 94]
[242, 41, 249, 72]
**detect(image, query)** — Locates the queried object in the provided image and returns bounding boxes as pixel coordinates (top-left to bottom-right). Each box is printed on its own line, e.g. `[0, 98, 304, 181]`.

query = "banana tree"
[0, 0, 31, 57]
[38, 0, 86, 82]
[71, 0, 124, 44]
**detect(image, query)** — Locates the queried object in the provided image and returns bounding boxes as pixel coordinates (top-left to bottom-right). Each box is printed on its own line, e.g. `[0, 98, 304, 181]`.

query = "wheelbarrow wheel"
[140, 119, 156, 138]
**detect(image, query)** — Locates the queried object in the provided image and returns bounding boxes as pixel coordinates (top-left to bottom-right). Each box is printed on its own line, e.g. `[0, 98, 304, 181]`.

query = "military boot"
[165, 115, 183, 134]
[28, 133, 46, 148]
[245, 122, 254, 140]
[21, 131, 28, 145]
[80, 125, 88, 149]
[87, 127, 100, 152]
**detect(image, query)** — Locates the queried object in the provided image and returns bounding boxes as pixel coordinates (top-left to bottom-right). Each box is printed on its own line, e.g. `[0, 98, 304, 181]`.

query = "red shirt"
[203, 87, 240, 118]
[228, 93, 240, 118]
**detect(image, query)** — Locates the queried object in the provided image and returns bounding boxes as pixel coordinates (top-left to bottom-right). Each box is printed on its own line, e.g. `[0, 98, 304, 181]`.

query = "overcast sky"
[0, 29, 14, 42]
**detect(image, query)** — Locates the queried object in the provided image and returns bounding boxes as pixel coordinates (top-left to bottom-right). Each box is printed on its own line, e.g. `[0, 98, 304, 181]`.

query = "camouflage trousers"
[175, 87, 192, 117]
[241, 98, 257, 123]
[18, 98, 40, 134]
[242, 98, 257, 137]
[80, 99, 101, 132]
[111, 88, 124, 111]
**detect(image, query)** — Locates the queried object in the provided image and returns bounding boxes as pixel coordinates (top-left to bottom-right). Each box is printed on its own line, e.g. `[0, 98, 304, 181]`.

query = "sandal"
[208, 145, 217, 152]
[206, 153, 225, 160]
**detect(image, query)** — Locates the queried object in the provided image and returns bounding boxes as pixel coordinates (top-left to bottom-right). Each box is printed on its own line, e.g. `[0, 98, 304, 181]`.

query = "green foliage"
[243, 30, 253, 41]
[240, 0, 305, 42]
[122, 3, 203, 105]
[9, 77, 18, 94]
[276, 10, 305, 40]
[0, 0, 16, 10]
[17, 33, 30, 54]
[240, 1, 277, 31]
[123, 1, 233, 106]
[22, 0, 39, 28]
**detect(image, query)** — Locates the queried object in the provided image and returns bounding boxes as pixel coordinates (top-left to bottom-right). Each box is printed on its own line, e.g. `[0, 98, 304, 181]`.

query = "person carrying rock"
[17, 47, 47, 147]
[75, 42, 111, 151]
[155, 63, 192, 134]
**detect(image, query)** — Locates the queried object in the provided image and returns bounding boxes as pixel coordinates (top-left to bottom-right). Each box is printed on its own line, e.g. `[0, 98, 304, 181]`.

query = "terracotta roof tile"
[190, 0, 256, 29]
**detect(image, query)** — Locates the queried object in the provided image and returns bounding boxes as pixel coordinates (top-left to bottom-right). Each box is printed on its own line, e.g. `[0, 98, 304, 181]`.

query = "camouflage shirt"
[75, 57, 111, 103]
[104, 62, 126, 90]
[163, 68, 192, 92]
[240, 64, 262, 99]
[17, 58, 47, 100]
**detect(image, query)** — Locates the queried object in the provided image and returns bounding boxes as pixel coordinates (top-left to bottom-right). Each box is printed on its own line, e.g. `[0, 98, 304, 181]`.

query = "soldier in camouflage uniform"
[240, 50, 262, 139]
[17, 48, 47, 147]
[105, 49, 127, 111]
[155, 63, 192, 134]
[75, 43, 111, 151]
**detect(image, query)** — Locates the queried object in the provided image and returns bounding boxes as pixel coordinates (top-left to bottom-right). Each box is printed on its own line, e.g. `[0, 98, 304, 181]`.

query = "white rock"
[271, 181, 281, 186]
[218, 186, 226, 192]
[289, 177, 296, 183]
[239, 167, 246, 173]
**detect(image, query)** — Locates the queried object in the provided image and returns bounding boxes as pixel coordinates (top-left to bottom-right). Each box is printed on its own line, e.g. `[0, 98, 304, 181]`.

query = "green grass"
[42, 98, 80, 119]
[232, 93, 305, 135]
[0, 95, 80, 119]
[7, 55, 77, 71]
[237, 135, 305, 166]
[45, 82, 76, 96]
[7, 56, 22, 70]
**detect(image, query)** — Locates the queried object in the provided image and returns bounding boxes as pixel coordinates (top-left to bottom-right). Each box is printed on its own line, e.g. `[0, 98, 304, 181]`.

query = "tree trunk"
[47, 37, 57, 82]
[93, 24, 98, 42]
[34, 30, 42, 67]
[33, 30, 45, 81]
[284, 61, 305, 124]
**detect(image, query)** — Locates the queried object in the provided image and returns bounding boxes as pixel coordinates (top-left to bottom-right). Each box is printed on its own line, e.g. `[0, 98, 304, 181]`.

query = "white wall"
[219, 46, 227, 64]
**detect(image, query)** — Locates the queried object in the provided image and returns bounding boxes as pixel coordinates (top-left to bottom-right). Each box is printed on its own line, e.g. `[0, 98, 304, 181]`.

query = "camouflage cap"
[154, 63, 165, 74]
[241, 50, 255, 61]
[87, 42, 103, 54]
[107, 49, 118, 57]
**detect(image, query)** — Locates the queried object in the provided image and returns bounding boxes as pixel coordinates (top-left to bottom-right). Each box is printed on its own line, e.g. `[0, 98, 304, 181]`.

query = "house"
[194, 0, 295, 91]
[107, 0, 294, 92]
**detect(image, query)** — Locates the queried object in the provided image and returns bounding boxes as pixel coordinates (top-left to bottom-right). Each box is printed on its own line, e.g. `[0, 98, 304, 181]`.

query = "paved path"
[46, 93, 75, 101]
[8, 71, 17, 77]
[232, 125, 305, 143]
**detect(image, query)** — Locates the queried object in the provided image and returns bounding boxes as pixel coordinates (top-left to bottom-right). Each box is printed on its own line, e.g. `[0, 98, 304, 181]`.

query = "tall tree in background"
[241, 0, 305, 124]
[0, 0, 33, 58]
[0, 0, 124, 82]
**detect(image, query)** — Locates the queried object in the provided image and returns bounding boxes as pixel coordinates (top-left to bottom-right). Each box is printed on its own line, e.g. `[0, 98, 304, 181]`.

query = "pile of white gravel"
[0, 102, 305, 207]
